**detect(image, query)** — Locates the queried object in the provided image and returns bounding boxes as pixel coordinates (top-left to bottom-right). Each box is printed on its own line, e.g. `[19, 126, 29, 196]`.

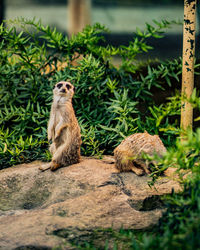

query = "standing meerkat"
[114, 131, 166, 176]
[39, 81, 82, 171]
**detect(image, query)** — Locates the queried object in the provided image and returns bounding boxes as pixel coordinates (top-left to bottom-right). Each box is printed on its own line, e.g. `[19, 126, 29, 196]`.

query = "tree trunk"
[68, 0, 91, 37]
[181, 0, 197, 132]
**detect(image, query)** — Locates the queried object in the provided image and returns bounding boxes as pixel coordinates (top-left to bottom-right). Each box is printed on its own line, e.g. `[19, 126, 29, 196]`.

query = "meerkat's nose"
[61, 89, 66, 93]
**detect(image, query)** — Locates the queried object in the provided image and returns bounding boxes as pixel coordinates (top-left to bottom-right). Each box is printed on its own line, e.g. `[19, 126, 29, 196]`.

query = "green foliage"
[0, 17, 185, 168]
[119, 20, 181, 72]
[123, 127, 200, 250]
[134, 130, 200, 250]
[1, 17, 200, 250]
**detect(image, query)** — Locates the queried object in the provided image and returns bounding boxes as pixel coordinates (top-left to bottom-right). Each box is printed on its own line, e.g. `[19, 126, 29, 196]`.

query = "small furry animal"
[114, 131, 166, 176]
[39, 81, 82, 171]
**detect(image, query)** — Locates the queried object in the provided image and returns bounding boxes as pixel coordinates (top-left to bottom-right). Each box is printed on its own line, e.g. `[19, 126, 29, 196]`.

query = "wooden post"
[68, 0, 91, 37]
[181, 0, 197, 132]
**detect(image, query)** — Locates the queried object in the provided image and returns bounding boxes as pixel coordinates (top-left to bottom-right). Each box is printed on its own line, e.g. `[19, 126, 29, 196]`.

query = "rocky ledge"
[0, 156, 181, 249]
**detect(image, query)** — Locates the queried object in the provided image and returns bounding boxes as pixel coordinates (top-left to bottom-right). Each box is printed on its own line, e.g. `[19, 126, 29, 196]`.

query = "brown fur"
[114, 131, 166, 175]
[39, 81, 82, 171]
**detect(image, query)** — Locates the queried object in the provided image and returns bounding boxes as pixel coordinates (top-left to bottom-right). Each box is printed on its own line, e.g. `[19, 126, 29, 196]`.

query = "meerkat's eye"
[57, 83, 63, 89]
[66, 84, 71, 90]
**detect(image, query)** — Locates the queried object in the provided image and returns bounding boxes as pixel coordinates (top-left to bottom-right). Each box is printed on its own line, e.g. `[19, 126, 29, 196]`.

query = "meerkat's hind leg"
[49, 142, 56, 155]
[119, 151, 145, 176]
[134, 160, 151, 175]
[116, 154, 144, 175]
[143, 165, 151, 175]
[50, 141, 80, 171]
[50, 161, 61, 171]
[130, 164, 145, 176]
[50, 142, 68, 171]
[39, 161, 60, 172]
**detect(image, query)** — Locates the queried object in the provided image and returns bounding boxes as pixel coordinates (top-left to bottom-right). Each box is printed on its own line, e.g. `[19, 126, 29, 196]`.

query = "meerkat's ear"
[73, 86, 76, 92]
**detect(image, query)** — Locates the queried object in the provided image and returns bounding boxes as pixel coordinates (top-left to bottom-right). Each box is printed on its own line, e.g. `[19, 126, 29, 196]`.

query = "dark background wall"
[2, 0, 200, 60]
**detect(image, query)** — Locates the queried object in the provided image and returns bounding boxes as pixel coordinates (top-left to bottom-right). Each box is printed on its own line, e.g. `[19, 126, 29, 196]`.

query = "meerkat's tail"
[39, 162, 51, 172]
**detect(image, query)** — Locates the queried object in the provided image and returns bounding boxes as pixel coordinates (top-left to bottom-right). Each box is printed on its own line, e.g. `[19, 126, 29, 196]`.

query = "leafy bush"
[122, 129, 200, 250]
[1, 18, 200, 250]
[0, 18, 185, 169]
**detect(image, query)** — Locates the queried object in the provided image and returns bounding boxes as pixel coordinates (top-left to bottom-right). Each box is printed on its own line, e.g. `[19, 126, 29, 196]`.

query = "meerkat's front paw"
[50, 161, 60, 171]
[55, 124, 68, 140]
[54, 131, 60, 140]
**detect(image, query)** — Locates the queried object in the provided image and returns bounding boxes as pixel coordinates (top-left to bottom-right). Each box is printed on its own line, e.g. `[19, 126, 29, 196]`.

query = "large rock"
[0, 156, 181, 250]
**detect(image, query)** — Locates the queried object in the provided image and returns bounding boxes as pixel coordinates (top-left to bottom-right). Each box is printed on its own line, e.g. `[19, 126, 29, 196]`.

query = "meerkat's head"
[53, 81, 75, 101]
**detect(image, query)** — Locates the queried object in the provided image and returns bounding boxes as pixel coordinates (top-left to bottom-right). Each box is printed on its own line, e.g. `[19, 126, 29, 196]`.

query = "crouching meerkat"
[39, 81, 82, 171]
[114, 131, 166, 176]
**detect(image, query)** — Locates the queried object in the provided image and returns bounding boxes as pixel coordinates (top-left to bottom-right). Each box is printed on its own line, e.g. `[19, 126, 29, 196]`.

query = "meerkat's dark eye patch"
[57, 83, 63, 89]
[66, 84, 71, 90]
